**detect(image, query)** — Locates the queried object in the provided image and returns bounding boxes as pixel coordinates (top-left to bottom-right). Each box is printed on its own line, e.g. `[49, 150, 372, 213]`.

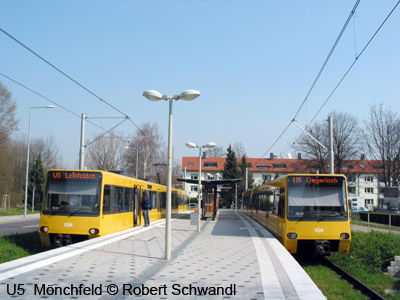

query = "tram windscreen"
[42, 171, 102, 216]
[287, 176, 348, 221]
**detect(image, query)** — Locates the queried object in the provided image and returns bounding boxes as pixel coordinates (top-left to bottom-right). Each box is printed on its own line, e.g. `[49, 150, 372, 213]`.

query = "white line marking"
[22, 225, 39, 228]
[237, 213, 285, 299]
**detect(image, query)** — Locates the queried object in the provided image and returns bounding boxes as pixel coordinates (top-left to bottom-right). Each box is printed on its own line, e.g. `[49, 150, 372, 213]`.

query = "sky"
[1, 1, 399, 169]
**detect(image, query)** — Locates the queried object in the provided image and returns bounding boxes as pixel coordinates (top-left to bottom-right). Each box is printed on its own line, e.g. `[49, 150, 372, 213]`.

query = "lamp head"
[178, 89, 200, 101]
[205, 142, 216, 148]
[185, 142, 197, 148]
[143, 90, 163, 101]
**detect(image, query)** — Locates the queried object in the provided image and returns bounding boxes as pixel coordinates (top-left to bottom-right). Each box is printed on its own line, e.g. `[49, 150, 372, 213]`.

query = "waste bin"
[190, 211, 197, 225]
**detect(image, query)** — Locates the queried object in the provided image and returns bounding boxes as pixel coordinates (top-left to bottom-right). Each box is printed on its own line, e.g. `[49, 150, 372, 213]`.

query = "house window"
[188, 162, 194, 166]
[257, 164, 266, 169]
[191, 186, 198, 192]
[365, 188, 374, 193]
[373, 165, 384, 170]
[272, 163, 287, 169]
[204, 162, 218, 168]
[191, 174, 198, 180]
[365, 199, 373, 205]
[364, 176, 374, 182]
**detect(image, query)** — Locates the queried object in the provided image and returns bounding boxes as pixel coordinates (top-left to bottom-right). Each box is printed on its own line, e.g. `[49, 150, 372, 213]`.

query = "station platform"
[0, 210, 325, 299]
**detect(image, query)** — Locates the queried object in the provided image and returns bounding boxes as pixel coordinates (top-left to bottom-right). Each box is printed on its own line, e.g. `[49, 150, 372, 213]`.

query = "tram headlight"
[89, 228, 99, 235]
[340, 233, 350, 239]
[40, 226, 49, 233]
[287, 232, 297, 239]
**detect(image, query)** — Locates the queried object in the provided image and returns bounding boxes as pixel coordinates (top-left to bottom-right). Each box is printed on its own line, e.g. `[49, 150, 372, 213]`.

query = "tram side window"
[148, 191, 158, 210]
[254, 195, 260, 211]
[113, 186, 124, 213]
[260, 194, 268, 212]
[124, 188, 133, 212]
[266, 194, 274, 214]
[160, 192, 166, 208]
[271, 189, 280, 216]
[172, 192, 178, 207]
[103, 186, 111, 214]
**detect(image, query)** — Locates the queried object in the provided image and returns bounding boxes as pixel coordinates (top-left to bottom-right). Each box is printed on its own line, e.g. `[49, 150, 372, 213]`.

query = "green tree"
[28, 154, 46, 210]
[222, 145, 240, 179]
[222, 145, 241, 206]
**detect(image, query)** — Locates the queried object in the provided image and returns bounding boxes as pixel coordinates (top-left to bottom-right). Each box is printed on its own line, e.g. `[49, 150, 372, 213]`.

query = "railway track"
[319, 257, 386, 300]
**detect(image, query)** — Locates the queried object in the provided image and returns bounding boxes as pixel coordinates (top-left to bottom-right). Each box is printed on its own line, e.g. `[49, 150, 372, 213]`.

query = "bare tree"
[364, 103, 400, 187]
[125, 122, 164, 180]
[30, 136, 61, 169]
[0, 82, 18, 200]
[0, 143, 14, 198]
[85, 131, 126, 171]
[293, 122, 329, 174]
[331, 111, 361, 173]
[204, 145, 226, 157]
[0, 82, 18, 144]
[232, 142, 246, 158]
[293, 111, 360, 173]
[10, 138, 26, 194]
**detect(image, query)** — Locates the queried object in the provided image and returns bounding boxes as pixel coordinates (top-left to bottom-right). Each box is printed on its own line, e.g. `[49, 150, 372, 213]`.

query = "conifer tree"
[222, 145, 240, 179]
[28, 154, 45, 210]
[222, 145, 241, 206]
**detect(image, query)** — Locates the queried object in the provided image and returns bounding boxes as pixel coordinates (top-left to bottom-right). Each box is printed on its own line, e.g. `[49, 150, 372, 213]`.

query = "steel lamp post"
[24, 105, 55, 218]
[185, 142, 216, 232]
[143, 89, 200, 260]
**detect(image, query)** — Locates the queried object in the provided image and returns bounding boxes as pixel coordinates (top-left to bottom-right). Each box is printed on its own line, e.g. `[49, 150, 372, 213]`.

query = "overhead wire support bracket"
[291, 119, 327, 149]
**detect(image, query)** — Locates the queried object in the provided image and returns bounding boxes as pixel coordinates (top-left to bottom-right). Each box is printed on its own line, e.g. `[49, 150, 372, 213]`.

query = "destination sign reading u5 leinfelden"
[48, 171, 100, 181]
[289, 176, 343, 187]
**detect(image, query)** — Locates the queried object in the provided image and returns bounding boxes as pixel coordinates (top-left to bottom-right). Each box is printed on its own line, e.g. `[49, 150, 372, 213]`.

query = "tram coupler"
[54, 234, 72, 247]
[315, 240, 331, 256]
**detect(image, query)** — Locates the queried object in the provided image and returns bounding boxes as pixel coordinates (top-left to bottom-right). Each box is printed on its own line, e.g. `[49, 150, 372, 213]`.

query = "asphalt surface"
[0, 214, 40, 237]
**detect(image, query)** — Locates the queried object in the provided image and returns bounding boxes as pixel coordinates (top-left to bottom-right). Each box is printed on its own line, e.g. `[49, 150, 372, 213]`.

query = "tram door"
[134, 187, 143, 226]
[277, 190, 286, 238]
[133, 187, 137, 226]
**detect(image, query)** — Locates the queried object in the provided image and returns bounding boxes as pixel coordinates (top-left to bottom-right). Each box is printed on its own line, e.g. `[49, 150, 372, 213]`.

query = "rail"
[320, 257, 386, 300]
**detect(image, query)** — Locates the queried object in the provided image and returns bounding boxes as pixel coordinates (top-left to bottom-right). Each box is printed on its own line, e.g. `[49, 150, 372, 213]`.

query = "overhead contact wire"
[260, 0, 361, 158]
[0, 27, 144, 134]
[0, 72, 102, 130]
[308, 0, 400, 125]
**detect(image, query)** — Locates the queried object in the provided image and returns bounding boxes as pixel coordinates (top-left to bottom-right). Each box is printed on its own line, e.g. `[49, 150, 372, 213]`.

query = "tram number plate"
[314, 228, 324, 233]
[64, 223, 73, 228]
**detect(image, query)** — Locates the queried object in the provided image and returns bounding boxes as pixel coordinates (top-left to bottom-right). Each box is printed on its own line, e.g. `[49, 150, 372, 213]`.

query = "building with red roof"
[182, 155, 385, 209]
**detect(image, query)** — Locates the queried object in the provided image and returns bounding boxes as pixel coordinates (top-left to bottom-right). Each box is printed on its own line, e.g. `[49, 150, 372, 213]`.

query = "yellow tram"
[39, 170, 188, 247]
[242, 174, 351, 255]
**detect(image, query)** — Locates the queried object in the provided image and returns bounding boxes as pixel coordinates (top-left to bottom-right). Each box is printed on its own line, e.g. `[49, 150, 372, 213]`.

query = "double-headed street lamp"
[185, 142, 216, 232]
[143, 89, 200, 260]
[24, 105, 55, 218]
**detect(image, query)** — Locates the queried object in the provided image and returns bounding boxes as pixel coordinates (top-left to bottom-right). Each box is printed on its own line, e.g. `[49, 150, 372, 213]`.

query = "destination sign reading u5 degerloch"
[290, 176, 339, 185]
[49, 171, 99, 180]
